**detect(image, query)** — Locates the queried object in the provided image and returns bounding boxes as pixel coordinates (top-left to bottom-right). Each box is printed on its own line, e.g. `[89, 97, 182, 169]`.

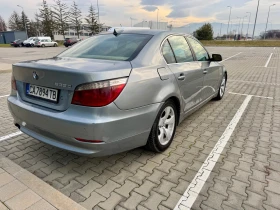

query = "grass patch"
[201, 40, 280, 47]
[0, 44, 11, 47]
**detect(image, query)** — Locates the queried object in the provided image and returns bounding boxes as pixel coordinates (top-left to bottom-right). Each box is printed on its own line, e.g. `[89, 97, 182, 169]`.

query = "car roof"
[102, 29, 192, 37]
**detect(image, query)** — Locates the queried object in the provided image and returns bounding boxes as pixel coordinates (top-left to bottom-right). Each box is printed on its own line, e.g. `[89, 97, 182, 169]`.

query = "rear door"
[187, 37, 220, 101]
[162, 35, 203, 112]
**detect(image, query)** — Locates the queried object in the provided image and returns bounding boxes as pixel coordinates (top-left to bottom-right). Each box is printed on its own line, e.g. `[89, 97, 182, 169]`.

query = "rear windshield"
[58, 34, 152, 61]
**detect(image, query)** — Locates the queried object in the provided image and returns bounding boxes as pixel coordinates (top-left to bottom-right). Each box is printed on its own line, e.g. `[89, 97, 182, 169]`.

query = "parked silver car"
[8, 29, 227, 156]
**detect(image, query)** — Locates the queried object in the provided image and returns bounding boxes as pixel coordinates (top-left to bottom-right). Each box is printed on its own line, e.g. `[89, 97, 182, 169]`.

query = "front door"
[162, 36, 204, 113]
[187, 37, 220, 101]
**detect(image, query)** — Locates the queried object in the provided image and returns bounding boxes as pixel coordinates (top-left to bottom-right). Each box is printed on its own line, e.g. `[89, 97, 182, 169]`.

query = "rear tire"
[54, 43, 58, 47]
[214, 74, 226, 100]
[41, 44, 45, 48]
[145, 100, 177, 152]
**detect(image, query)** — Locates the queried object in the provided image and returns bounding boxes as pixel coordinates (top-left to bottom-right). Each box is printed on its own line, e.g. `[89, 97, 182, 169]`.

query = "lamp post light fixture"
[226, 6, 232, 40]
[264, 4, 276, 40]
[17, 5, 28, 38]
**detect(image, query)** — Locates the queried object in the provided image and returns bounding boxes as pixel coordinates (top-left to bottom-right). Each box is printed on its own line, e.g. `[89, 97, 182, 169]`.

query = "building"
[134, 21, 168, 30]
[0, 31, 27, 44]
[53, 24, 111, 41]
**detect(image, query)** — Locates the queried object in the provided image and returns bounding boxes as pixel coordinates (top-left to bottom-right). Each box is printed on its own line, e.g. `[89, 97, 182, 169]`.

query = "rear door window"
[162, 41, 176, 64]
[58, 34, 153, 61]
[168, 36, 194, 63]
[187, 38, 210, 61]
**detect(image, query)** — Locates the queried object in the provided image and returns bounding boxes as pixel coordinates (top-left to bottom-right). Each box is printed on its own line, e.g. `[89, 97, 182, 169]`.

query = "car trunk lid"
[13, 57, 132, 111]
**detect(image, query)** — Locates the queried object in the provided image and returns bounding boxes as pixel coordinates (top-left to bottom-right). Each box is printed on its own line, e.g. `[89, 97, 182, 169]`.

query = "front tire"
[145, 100, 177, 152]
[214, 74, 226, 100]
[41, 44, 45, 48]
[54, 43, 58, 47]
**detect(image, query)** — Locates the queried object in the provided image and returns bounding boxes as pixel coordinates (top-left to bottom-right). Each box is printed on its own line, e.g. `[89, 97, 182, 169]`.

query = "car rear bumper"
[8, 95, 162, 156]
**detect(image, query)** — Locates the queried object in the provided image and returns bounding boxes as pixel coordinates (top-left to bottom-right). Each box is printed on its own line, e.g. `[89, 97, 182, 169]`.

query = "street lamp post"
[241, 15, 247, 39]
[237, 17, 241, 35]
[264, 4, 276, 40]
[219, 23, 222, 37]
[252, 0, 260, 40]
[246, 12, 251, 39]
[17, 5, 28, 38]
[226, 6, 232, 40]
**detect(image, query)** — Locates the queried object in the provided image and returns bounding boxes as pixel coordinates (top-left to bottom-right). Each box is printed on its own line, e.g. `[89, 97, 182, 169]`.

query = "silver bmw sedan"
[8, 29, 227, 156]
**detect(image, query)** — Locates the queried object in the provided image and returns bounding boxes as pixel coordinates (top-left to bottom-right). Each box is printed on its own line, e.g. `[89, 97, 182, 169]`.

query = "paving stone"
[60, 180, 83, 197]
[134, 180, 157, 197]
[236, 161, 253, 173]
[266, 179, 280, 195]
[250, 169, 267, 183]
[80, 192, 106, 210]
[5, 189, 41, 210]
[163, 169, 184, 185]
[69, 192, 86, 203]
[234, 169, 251, 184]
[146, 169, 167, 185]
[215, 169, 235, 184]
[57, 171, 80, 185]
[202, 190, 227, 210]
[41, 162, 64, 175]
[111, 169, 133, 185]
[264, 190, 280, 209]
[140, 160, 160, 174]
[96, 180, 121, 198]
[26, 199, 56, 210]
[75, 169, 99, 185]
[161, 191, 182, 209]
[244, 191, 266, 210]
[128, 169, 150, 185]
[156, 160, 175, 173]
[124, 161, 144, 174]
[115, 180, 139, 198]
[211, 179, 229, 197]
[0, 180, 27, 202]
[141, 191, 166, 210]
[0, 172, 14, 187]
[172, 161, 191, 173]
[107, 161, 127, 174]
[76, 180, 102, 198]
[229, 179, 249, 197]
[121, 192, 146, 210]
[93, 169, 116, 185]
[98, 192, 124, 210]
[248, 179, 267, 197]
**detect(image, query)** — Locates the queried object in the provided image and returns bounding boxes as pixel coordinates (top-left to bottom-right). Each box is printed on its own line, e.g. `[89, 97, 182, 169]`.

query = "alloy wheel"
[157, 106, 175, 146]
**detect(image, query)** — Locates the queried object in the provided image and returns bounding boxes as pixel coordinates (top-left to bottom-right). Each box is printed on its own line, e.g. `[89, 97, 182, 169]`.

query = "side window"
[161, 40, 176, 64]
[168, 36, 194, 63]
[187, 38, 209, 61]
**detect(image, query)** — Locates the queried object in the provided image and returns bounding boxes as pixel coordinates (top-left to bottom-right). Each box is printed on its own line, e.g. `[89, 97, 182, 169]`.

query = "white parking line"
[0, 131, 22, 142]
[0, 95, 9, 98]
[229, 92, 273, 99]
[265, 53, 273, 68]
[219, 52, 242, 63]
[174, 95, 252, 210]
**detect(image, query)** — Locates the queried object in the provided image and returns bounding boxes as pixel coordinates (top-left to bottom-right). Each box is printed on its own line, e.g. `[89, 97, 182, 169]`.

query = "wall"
[14, 31, 28, 41]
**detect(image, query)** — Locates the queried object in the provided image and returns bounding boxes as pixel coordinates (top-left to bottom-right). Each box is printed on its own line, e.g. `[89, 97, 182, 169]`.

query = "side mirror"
[211, 54, 222, 62]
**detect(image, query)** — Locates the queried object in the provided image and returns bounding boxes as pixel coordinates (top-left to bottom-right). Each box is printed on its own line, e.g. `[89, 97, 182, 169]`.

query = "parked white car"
[35, 38, 58, 47]
[23, 37, 35, 46]
[25, 37, 52, 47]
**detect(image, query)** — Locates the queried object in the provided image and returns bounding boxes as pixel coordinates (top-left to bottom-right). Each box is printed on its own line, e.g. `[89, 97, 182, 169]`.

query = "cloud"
[142, 5, 158, 12]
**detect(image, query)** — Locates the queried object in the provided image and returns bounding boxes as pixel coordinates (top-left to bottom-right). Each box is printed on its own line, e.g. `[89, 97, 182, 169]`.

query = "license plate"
[26, 84, 58, 102]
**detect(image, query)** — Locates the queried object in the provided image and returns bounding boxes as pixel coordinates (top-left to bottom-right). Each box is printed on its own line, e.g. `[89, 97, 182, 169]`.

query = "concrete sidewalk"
[0, 63, 12, 74]
[0, 154, 86, 210]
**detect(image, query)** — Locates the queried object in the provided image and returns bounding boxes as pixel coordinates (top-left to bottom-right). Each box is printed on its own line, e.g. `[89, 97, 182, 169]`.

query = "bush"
[194, 23, 214, 40]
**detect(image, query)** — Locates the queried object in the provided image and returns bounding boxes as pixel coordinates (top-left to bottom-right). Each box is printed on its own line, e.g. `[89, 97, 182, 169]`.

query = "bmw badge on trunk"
[33, 71, 39, 80]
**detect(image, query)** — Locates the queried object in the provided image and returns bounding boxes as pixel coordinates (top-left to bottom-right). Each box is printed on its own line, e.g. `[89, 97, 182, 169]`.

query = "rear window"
[58, 34, 152, 61]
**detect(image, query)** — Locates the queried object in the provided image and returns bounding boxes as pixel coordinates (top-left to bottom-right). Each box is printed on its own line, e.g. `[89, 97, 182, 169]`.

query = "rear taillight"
[38, 42, 40, 44]
[11, 76, 17, 91]
[71, 78, 127, 107]
[67, 40, 70, 43]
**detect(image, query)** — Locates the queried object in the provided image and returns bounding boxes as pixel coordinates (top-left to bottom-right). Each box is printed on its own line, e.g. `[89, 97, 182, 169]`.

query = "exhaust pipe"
[15, 123, 20, 129]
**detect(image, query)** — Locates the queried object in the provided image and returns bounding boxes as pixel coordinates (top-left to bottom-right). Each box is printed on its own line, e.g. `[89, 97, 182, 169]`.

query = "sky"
[0, 0, 279, 31]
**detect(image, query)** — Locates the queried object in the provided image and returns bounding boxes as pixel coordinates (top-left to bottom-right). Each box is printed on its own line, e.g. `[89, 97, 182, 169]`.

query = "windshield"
[58, 34, 152, 61]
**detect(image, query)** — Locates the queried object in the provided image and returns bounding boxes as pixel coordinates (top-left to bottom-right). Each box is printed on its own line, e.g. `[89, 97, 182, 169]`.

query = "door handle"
[203, 69, 208, 74]
[178, 73, 185, 81]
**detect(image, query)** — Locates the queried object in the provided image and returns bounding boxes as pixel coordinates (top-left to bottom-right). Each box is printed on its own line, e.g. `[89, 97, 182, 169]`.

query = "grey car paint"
[8, 30, 226, 156]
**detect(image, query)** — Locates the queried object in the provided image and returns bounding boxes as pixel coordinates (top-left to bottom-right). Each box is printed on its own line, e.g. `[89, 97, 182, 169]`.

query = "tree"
[0, 15, 7, 32]
[85, 4, 99, 35]
[52, 0, 69, 39]
[28, 20, 39, 37]
[39, 0, 55, 39]
[69, 1, 82, 38]
[9, 11, 22, 31]
[35, 12, 42, 36]
[194, 23, 214, 40]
